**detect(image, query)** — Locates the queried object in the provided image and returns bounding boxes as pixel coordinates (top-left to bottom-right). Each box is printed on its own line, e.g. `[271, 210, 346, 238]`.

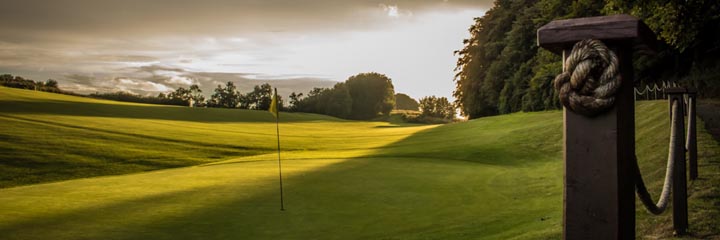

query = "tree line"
[454, 0, 720, 119]
[92, 82, 284, 111]
[287, 72, 457, 122]
[2, 72, 457, 123]
[0, 74, 66, 94]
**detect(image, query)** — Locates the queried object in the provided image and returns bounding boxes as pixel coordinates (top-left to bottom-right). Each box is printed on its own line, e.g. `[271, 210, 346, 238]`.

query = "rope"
[635, 87, 646, 95]
[553, 39, 621, 117]
[635, 99, 681, 214]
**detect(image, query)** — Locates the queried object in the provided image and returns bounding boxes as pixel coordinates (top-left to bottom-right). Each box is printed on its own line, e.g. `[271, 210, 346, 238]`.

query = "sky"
[0, 0, 491, 100]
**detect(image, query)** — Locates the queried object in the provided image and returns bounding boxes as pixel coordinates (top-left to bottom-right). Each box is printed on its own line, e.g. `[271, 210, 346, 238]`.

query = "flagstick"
[275, 90, 285, 211]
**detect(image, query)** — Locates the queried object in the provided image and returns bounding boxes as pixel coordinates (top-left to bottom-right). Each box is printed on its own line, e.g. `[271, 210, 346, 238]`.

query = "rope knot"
[553, 39, 621, 116]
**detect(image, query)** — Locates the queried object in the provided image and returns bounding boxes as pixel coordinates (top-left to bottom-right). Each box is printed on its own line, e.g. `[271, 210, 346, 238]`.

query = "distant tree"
[0, 74, 12, 82]
[209, 81, 242, 108]
[242, 83, 273, 110]
[293, 87, 326, 114]
[0, 75, 36, 90]
[189, 84, 204, 107]
[168, 87, 192, 104]
[0, 74, 63, 93]
[394, 93, 419, 111]
[289, 72, 395, 119]
[90, 91, 186, 106]
[288, 92, 304, 111]
[44, 79, 58, 88]
[345, 72, 395, 119]
[419, 96, 455, 120]
[323, 82, 353, 118]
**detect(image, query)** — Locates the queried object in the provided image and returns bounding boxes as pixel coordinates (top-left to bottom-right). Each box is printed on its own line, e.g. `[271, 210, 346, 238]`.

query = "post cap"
[537, 14, 656, 54]
[664, 87, 687, 94]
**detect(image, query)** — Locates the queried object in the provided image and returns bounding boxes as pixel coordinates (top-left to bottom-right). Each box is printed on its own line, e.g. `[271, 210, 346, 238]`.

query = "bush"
[392, 110, 454, 124]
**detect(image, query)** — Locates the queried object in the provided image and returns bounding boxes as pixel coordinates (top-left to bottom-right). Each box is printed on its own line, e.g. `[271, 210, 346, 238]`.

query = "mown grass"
[0, 87, 432, 188]
[0, 86, 717, 239]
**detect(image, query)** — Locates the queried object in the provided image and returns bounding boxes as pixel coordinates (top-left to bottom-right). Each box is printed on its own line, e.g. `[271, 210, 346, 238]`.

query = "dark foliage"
[345, 72, 395, 119]
[419, 96, 456, 120]
[0, 74, 65, 94]
[455, 0, 720, 119]
[290, 72, 395, 120]
[90, 91, 188, 106]
[394, 93, 420, 111]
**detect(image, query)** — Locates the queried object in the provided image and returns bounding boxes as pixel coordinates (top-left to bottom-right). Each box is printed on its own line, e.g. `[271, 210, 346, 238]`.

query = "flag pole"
[274, 88, 285, 211]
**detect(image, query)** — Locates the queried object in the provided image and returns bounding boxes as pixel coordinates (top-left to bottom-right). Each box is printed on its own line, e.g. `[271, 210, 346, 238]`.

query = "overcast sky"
[0, 0, 491, 100]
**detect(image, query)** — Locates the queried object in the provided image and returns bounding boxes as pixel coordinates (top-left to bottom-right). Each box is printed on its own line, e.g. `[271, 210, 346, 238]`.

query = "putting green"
[0, 86, 718, 239]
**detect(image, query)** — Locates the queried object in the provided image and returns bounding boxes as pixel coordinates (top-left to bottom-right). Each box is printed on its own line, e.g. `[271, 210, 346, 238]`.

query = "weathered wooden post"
[537, 15, 655, 239]
[665, 87, 689, 235]
[686, 87, 698, 180]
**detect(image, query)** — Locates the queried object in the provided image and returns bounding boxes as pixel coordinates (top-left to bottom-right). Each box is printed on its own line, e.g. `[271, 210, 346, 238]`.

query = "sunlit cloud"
[112, 77, 173, 93]
[380, 4, 413, 18]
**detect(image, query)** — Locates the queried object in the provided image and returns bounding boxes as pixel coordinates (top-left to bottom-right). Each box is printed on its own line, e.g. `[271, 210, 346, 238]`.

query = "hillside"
[0, 86, 718, 239]
[0, 86, 430, 188]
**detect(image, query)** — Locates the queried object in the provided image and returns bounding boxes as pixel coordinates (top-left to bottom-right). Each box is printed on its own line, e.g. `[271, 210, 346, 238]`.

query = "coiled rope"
[553, 39, 678, 214]
[634, 99, 682, 214]
[553, 39, 622, 117]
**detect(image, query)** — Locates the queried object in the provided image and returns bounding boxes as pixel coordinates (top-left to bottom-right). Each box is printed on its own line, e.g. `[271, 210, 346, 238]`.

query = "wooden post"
[665, 87, 689, 235]
[538, 15, 656, 240]
[686, 88, 698, 180]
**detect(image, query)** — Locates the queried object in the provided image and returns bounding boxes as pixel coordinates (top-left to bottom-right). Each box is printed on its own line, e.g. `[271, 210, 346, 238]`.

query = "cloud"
[135, 65, 186, 74]
[0, 0, 492, 40]
[65, 74, 96, 84]
[95, 55, 159, 63]
[0, 1, 491, 100]
[112, 77, 173, 93]
[57, 64, 338, 97]
[380, 4, 413, 18]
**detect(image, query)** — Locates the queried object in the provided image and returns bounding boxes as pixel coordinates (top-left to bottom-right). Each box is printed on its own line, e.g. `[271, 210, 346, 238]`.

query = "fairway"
[1, 86, 718, 239]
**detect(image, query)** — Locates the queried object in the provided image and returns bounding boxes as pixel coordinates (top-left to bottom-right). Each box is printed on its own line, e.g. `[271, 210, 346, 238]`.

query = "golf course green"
[0, 86, 718, 239]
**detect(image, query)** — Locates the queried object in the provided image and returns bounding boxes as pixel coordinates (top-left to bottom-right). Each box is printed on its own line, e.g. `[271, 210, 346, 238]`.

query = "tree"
[292, 87, 325, 114]
[604, 0, 718, 53]
[44, 79, 58, 88]
[419, 96, 455, 120]
[289, 72, 395, 119]
[290, 84, 350, 118]
[189, 84, 205, 107]
[453, 0, 720, 118]
[168, 87, 192, 105]
[323, 82, 353, 118]
[345, 72, 395, 119]
[394, 93, 419, 111]
[242, 83, 273, 110]
[91, 91, 185, 106]
[288, 92, 304, 111]
[453, 0, 615, 119]
[209, 81, 242, 108]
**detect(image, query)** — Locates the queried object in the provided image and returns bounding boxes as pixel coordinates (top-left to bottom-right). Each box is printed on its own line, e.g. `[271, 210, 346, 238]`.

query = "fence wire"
[634, 81, 677, 101]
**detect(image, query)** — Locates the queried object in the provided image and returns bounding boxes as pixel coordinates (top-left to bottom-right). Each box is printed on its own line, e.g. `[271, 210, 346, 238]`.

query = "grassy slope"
[0, 86, 717, 239]
[0, 87, 432, 188]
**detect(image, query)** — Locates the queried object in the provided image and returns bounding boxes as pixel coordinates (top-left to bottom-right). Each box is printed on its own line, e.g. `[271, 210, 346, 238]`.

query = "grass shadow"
[0, 99, 340, 123]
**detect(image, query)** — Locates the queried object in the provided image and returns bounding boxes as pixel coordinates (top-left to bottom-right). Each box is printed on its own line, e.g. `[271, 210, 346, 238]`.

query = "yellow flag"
[269, 88, 278, 118]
